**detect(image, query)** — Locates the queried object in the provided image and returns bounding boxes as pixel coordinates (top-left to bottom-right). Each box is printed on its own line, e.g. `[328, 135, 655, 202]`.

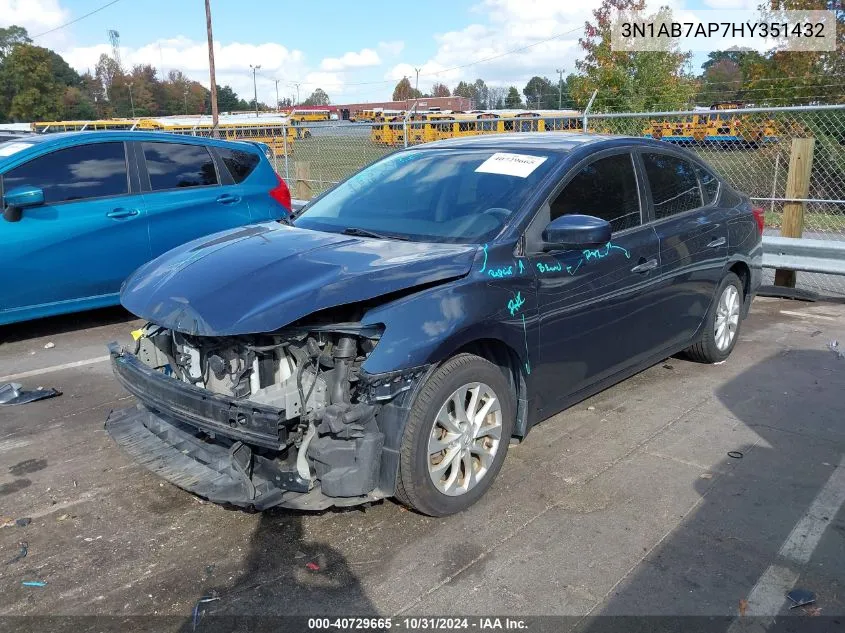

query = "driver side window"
[550, 153, 641, 233]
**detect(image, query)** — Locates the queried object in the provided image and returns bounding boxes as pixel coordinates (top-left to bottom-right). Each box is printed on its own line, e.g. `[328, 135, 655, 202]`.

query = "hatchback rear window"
[217, 148, 260, 183]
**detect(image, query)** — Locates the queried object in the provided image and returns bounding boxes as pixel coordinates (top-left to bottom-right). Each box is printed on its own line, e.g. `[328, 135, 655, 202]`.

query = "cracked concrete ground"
[1, 298, 843, 630]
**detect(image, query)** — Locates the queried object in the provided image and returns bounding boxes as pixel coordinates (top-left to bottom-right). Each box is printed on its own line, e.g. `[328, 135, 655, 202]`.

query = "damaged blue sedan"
[106, 134, 763, 516]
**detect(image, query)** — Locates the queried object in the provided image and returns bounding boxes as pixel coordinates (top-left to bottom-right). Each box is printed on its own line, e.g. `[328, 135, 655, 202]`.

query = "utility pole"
[274, 79, 280, 112]
[250, 64, 261, 117]
[556, 68, 564, 110]
[413, 67, 421, 111]
[205, 0, 219, 137]
[293, 82, 301, 106]
[184, 84, 189, 115]
[127, 82, 136, 118]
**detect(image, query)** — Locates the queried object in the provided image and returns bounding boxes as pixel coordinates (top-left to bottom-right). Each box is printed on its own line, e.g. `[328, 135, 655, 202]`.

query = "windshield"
[293, 148, 557, 243]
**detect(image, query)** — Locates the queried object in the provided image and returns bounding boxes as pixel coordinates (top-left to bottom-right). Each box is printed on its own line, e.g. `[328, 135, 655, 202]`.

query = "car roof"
[413, 132, 676, 154]
[0, 130, 259, 151]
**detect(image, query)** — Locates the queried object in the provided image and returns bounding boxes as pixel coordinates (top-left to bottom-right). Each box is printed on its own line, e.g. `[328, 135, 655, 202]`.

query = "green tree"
[473, 79, 489, 109]
[302, 88, 330, 106]
[215, 84, 242, 111]
[431, 82, 450, 97]
[522, 76, 556, 109]
[0, 44, 64, 122]
[61, 86, 97, 119]
[572, 0, 696, 111]
[504, 86, 522, 108]
[0, 25, 31, 60]
[392, 77, 420, 101]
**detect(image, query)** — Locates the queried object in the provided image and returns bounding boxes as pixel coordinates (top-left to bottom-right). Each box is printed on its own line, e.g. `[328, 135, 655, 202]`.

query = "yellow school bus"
[32, 119, 140, 133]
[289, 108, 331, 122]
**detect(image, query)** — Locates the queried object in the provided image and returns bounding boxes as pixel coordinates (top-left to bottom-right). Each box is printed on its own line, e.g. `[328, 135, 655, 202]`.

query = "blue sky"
[2, 0, 761, 106]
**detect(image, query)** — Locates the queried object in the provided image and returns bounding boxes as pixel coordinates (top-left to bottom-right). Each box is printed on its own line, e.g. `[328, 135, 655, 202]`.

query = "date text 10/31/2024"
[307, 616, 529, 630]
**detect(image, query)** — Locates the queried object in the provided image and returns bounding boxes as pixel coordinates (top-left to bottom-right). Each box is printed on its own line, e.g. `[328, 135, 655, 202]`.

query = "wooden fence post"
[774, 138, 815, 288]
[295, 161, 312, 201]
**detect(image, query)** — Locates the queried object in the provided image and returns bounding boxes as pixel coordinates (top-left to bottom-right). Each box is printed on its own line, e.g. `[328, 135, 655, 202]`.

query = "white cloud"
[384, 0, 722, 98]
[0, 0, 68, 33]
[60, 37, 309, 106]
[378, 40, 405, 57]
[320, 48, 380, 72]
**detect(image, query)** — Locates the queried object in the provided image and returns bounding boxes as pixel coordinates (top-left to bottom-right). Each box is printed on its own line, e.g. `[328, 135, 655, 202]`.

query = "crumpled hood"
[121, 222, 477, 335]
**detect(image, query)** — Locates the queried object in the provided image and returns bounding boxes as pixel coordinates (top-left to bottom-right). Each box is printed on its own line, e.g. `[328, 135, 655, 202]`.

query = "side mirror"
[542, 214, 612, 250]
[3, 185, 44, 222]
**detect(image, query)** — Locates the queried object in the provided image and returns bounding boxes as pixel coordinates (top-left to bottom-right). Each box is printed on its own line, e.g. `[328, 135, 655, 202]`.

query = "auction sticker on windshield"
[0, 142, 33, 157]
[475, 152, 548, 178]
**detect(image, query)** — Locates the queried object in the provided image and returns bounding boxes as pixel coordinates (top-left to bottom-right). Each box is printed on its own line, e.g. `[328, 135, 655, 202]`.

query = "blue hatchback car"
[0, 131, 291, 325]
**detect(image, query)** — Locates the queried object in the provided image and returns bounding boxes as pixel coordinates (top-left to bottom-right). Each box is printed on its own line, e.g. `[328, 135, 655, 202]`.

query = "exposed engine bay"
[105, 318, 425, 510]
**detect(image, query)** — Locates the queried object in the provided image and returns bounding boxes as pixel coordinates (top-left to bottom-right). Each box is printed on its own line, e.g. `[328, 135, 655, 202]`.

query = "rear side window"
[217, 147, 260, 183]
[551, 153, 641, 232]
[3, 142, 127, 204]
[142, 142, 218, 191]
[642, 153, 702, 219]
[697, 166, 720, 205]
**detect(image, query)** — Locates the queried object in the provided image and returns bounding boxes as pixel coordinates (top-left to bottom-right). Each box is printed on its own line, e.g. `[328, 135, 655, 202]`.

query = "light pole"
[127, 82, 136, 118]
[205, 0, 219, 137]
[556, 68, 564, 110]
[293, 82, 300, 106]
[274, 79, 280, 112]
[184, 84, 189, 115]
[250, 64, 261, 117]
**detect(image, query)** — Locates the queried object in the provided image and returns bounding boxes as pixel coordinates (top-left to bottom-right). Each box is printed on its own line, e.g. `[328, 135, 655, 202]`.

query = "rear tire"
[686, 272, 744, 363]
[395, 354, 514, 516]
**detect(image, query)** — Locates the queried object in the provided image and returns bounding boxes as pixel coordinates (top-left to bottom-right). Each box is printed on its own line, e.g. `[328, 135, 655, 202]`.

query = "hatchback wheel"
[685, 271, 744, 363]
[395, 353, 514, 516]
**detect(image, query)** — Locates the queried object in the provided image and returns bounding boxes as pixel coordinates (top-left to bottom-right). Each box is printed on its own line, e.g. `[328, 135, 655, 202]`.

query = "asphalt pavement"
[0, 297, 843, 632]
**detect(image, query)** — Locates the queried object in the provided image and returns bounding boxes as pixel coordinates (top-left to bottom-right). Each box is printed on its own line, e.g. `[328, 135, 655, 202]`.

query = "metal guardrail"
[287, 205, 844, 277]
[762, 236, 845, 275]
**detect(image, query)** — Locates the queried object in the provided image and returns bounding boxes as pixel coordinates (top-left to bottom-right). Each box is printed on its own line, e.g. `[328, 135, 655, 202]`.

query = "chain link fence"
[217, 105, 845, 295]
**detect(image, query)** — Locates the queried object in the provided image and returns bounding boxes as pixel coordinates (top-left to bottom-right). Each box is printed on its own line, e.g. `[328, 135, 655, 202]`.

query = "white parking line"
[728, 455, 845, 630]
[779, 309, 838, 321]
[0, 356, 110, 383]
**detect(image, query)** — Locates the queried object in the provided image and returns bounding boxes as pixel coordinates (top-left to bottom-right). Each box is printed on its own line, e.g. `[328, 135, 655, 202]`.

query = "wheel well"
[452, 338, 529, 440]
[729, 261, 751, 299]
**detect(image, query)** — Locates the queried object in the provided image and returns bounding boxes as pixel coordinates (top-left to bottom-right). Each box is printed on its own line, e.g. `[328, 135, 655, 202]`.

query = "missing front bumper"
[105, 405, 382, 511]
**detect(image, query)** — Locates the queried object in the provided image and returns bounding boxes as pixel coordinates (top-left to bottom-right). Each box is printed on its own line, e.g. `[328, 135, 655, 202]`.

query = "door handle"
[106, 208, 140, 219]
[707, 236, 727, 248]
[631, 258, 658, 274]
[216, 194, 241, 205]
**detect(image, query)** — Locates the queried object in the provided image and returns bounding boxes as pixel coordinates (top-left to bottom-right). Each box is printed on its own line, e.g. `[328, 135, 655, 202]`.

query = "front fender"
[361, 268, 536, 377]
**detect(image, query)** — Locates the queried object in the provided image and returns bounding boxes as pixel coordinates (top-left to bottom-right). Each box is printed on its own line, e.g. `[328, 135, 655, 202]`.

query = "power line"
[32, 0, 124, 39]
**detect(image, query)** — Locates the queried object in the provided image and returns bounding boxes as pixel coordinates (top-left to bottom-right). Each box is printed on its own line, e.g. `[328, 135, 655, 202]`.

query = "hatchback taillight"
[751, 206, 765, 235]
[270, 174, 292, 213]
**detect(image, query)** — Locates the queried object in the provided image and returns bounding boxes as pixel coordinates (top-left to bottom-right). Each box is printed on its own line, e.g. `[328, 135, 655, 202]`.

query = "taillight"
[751, 205, 765, 235]
[270, 174, 292, 213]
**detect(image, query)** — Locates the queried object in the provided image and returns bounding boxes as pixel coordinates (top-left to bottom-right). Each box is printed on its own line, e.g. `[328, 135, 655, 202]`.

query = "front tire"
[395, 354, 514, 516]
[686, 271, 744, 363]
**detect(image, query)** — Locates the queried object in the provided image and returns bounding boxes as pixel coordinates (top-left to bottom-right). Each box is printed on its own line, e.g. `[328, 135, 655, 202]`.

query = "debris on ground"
[662, 363, 674, 370]
[728, 451, 744, 459]
[811, 330, 823, 337]
[801, 605, 822, 616]
[787, 588, 816, 609]
[587, 406, 596, 411]
[6, 542, 27, 564]
[1, 517, 32, 528]
[56, 514, 69, 522]
[191, 592, 220, 631]
[43, 342, 55, 349]
[738, 598, 748, 616]
[713, 360, 727, 365]
[22, 580, 46, 587]
[700, 473, 713, 480]
[828, 340, 845, 360]
[305, 562, 320, 571]
[0, 382, 62, 406]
